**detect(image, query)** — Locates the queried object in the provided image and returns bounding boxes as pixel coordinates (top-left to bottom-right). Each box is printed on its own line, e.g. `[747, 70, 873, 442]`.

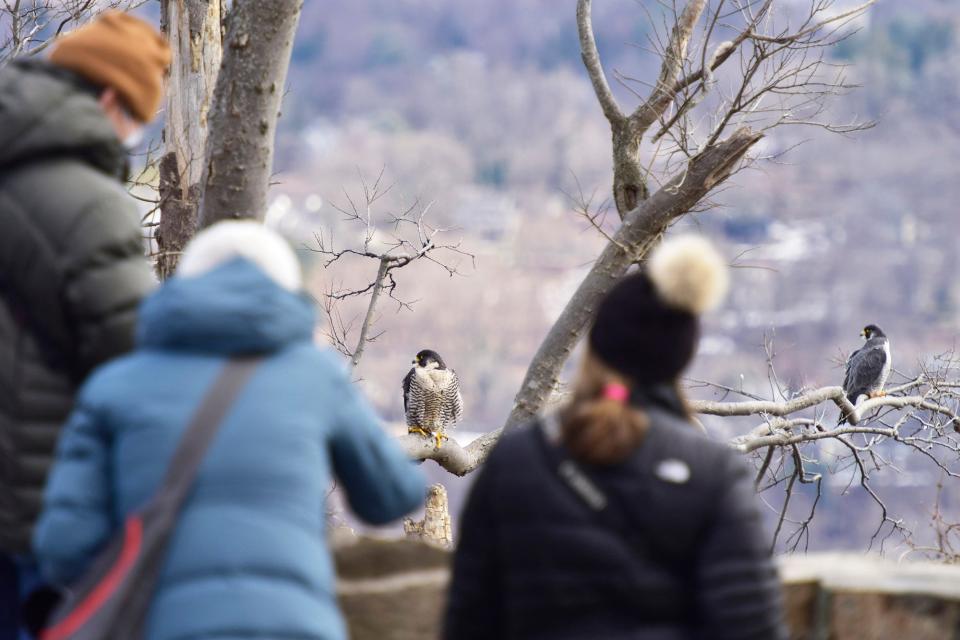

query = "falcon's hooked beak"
[860, 328, 867, 339]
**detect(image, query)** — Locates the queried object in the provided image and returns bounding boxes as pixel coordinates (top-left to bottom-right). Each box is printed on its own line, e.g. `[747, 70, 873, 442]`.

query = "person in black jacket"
[0, 11, 170, 639]
[444, 235, 788, 640]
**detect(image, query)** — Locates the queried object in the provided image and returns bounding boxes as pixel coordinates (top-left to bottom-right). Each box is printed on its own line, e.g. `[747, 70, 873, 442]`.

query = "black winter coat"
[444, 409, 788, 640]
[0, 59, 155, 552]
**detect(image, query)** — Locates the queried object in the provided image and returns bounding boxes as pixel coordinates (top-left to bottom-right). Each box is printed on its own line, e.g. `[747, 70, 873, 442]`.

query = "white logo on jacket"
[655, 459, 691, 484]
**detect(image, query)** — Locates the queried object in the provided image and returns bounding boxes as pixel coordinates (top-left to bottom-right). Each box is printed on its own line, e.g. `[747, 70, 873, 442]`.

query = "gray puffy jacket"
[0, 59, 155, 552]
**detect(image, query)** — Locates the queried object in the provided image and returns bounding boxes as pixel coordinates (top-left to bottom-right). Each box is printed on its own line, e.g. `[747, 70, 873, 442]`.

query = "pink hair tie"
[602, 383, 629, 403]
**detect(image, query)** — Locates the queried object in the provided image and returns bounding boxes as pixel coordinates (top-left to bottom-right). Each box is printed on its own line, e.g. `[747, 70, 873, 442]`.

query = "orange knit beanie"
[49, 11, 171, 123]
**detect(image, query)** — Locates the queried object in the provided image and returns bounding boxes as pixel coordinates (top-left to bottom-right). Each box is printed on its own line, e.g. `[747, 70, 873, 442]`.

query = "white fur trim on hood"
[177, 221, 303, 292]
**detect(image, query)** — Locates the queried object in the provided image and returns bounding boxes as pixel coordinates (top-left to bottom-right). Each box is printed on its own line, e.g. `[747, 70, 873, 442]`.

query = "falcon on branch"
[839, 324, 892, 425]
[403, 349, 464, 449]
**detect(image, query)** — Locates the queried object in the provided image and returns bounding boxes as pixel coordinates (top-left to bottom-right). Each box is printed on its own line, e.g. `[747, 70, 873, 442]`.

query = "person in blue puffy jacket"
[32, 221, 426, 640]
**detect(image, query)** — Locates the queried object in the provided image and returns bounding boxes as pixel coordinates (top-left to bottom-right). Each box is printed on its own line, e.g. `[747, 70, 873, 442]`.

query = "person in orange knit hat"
[0, 12, 169, 640]
[49, 10, 172, 146]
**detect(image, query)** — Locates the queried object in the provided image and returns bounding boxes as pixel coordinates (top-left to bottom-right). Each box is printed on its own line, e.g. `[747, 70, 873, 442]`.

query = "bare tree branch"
[505, 126, 762, 429]
[413, 369, 960, 477]
[631, 0, 708, 133]
[310, 171, 473, 370]
[576, 0, 624, 125]
[504, 0, 876, 437]
[704, 346, 960, 552]
[349, 256, 389, 370]
[398, 428, 504, 477]
[660, 1, 774, 105]
[749, 0, 877, 45]
[692, 385, 853, 418]
[0, 1, 149, 67]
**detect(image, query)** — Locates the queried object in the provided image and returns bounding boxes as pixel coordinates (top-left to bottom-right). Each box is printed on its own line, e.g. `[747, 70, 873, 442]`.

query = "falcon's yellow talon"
[408, 426, 429, 438]
[433, 432, 448, 450]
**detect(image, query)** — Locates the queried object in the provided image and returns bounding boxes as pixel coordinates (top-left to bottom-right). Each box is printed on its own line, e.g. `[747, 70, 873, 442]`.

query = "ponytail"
[559, 353, 649, 465]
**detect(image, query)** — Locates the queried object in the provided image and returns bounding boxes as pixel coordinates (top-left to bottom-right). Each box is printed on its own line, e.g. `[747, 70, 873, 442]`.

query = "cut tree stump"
[403, 483, 453, 548]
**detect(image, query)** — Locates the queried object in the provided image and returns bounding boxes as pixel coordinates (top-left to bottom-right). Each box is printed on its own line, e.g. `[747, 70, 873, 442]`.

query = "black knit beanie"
[589, 273, 698, 385]
[587, 235, 729, 386]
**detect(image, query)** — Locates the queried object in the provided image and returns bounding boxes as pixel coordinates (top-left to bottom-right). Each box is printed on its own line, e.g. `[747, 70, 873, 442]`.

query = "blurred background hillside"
[260, 0, 960, 551]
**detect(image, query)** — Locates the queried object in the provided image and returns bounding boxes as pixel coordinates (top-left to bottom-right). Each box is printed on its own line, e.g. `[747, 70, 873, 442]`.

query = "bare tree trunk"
[350, 257, 389, 370]
[578, 0, 707, 217]
[500, 0, 752, 429]
[156, 0, 224, 279]
[198, 0, 302, 227]
[610, 120, 646, 214]
[504, 127, 761, 429]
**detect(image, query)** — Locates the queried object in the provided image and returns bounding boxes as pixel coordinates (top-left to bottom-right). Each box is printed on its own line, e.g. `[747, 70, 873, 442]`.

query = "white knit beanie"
[177, 221, 303, 292]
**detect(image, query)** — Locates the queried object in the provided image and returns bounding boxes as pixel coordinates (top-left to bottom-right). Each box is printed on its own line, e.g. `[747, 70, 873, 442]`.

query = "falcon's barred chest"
[405, 368, 463, 430]
[402, 349, 464, 448]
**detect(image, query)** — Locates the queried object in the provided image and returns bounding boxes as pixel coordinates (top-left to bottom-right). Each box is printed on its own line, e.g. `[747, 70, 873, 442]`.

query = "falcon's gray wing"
[841, 346, 862, 392]
[402, 368, 414, 415]
[843, 345, 887, 401]
[403, 369, 426, 427]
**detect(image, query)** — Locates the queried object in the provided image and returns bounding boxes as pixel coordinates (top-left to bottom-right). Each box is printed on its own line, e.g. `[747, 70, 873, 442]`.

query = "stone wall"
[333, 537, 960, 639]
[780, 553, 960, 639]
[334, 535, 450, 640]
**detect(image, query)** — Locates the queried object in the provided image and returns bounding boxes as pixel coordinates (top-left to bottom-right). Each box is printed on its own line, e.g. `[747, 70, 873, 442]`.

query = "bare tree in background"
[308, 168, 473, 371]
[310, 170, 473, 549]
[401, 340, 960, 553]
[157, 0, 304, 270]
[689, 343, 960, 552]
[154, 0, 302, 272]
[903, 480, 960, 564]
[392, 0, 960, 547]
[7, 0, 957, 555]
[506, 0, 877, 431]
[1, 1, 304, 276]
[398, 0, 878, 473]
[0, 0, 147, 65]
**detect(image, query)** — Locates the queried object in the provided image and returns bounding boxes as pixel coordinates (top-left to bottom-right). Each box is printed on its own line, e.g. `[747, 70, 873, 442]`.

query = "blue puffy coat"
[33, 258, 426, 640]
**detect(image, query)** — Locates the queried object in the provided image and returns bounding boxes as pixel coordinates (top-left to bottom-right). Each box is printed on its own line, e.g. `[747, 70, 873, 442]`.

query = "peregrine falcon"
[403, 349, 464, 449]
[839, 324, 892, 424]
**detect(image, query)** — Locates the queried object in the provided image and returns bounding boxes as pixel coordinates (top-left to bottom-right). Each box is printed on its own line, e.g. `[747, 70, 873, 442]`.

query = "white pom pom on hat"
[647, 234, 729, 315]
[587, 233, 728, 384]
[177, 221, 303, 292]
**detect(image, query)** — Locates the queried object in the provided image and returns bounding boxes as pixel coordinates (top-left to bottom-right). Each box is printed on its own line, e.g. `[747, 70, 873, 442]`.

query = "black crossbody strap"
[535, 415, 694, 617]
[535, 416, 652, 557]
[159, 358, 262, 507]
